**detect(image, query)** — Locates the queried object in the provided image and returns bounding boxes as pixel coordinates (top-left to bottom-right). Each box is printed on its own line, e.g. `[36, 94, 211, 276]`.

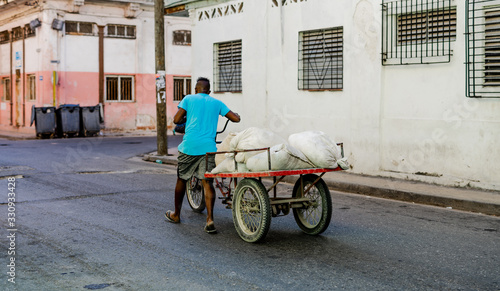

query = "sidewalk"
[144, 151, 500, 217]
[0, 129, 159, 140]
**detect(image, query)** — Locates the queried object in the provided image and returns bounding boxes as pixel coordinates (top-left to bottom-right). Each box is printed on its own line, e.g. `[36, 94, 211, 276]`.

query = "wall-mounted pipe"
[98, 25, 104, 120]
[9, 30, 13, 125]
[22, 25, 26, 127]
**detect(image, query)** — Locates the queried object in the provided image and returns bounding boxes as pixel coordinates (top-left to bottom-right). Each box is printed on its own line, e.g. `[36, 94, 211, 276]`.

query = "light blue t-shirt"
[177, 93, 230, 156]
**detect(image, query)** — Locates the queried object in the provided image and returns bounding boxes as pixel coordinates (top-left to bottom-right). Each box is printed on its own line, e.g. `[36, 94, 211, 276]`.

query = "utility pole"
[155, 0, 168, 155]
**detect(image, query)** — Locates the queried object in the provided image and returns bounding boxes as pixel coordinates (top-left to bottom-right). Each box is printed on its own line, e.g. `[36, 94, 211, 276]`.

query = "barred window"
[65, 21, 96, 36]
[3, 77, 11, 101]
[106, 24, 136, 38]
[27, 74, 36, 101]
[382, 0, 456, 65]
[466, 0, 500, 97]
[105, 76, 134, 102]
[173, 30, 191, 45]
[298, 27, 343, 90]
[213, 40, 242, 92]
[173, 77, 191, 101]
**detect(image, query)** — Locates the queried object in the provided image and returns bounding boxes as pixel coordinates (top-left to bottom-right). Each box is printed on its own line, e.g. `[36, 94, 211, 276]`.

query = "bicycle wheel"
[186, 176, 206, 213]
[232, 178, 271, 243]
[292, 174, 332, 235]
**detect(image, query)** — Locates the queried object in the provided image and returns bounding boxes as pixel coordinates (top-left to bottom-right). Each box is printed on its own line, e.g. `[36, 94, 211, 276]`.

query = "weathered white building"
[166, 0, 500, 191]
[0, 0, 191, 134]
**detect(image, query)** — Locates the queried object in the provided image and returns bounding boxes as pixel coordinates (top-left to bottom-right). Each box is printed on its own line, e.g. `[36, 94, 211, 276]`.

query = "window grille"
[173, 30, 191, 45]
[105, 76, 134, 101]
[0, 30, 9, 44]
[213, 40, 242, 92]
[65, 21, 96, 36]
[298, 27, 343, 90]
[12, 27, 23, 41]
[3, 78, 11, 101]
[27, 74, 36, 101]
[382, 0, 456, 65]
[466, 0, 500, 97]
[173, 77, 191, 101]
[106, 24, 136, 38]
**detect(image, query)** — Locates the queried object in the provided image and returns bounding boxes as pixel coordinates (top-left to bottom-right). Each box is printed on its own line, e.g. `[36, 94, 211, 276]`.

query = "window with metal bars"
[382, 0, 456, 65]
[65, 21, 96, 36]
[106, 24, 136, 39]
[105, 76, 134, 102]
[3, 77, 11, 101]
[173, 30, 191, 45]
[466, 0, 500, 97]
[173, 77, 191, 101]
[213, 40, 242, 92]
[298, 27, 343, 90]
[27, 74, 36, 101]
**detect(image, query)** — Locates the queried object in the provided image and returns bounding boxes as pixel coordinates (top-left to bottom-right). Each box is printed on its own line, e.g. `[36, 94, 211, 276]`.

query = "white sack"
[229, 127, 286, 163]
[211, 156, 250, 174]
[215, 132, 237, 166]
[246, 143, 315, 171]
[288, 131, 348, 169]
[211, 155, 236, 174]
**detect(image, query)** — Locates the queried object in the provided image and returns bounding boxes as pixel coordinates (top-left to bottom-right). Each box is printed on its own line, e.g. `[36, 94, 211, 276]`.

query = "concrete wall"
[188, 0, 500, 191]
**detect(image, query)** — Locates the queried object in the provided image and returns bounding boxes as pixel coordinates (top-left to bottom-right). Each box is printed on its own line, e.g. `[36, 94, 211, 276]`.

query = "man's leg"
[202, 179, 216, 225]
[170, 177, 187, 222]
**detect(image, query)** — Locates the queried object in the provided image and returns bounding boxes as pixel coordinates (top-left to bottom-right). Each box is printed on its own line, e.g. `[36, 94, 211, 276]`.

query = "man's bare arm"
[225, 111, 241, 123]
[173, 108, 187, 124]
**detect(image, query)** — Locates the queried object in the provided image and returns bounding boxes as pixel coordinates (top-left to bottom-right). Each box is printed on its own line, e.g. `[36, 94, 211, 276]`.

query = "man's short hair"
[197, 77, 210, 91]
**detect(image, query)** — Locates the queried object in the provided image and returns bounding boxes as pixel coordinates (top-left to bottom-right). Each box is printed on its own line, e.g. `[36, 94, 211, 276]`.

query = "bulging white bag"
[288, 131, 346, 169]
[229, 127, 286, 163]
[211, 155, 235, 174]
[211, 155, 250, 174]
[215, 132, 237, 166]
[246, 144, 315, 171]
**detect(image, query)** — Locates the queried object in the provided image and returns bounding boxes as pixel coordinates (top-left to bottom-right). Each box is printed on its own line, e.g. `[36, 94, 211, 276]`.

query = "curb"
[321, 178, 500, 216]
[143, 153, 500, 216]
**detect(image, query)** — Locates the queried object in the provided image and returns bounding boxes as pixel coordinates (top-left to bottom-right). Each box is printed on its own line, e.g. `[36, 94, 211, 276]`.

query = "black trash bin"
[80, 105, 101, 137]
[56, 104, 80, 138]
[30, 105, 57, 138]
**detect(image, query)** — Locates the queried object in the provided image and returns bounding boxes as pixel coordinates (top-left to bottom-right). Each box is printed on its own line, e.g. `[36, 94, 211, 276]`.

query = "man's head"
[195, 77, 211, 94]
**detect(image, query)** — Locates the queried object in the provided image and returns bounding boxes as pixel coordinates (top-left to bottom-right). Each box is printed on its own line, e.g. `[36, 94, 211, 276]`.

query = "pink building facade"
[0, 0, 191, 136]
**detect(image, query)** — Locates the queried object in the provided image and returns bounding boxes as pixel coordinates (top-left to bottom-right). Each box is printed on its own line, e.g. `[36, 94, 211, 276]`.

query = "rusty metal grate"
[105, 76, 134, 101]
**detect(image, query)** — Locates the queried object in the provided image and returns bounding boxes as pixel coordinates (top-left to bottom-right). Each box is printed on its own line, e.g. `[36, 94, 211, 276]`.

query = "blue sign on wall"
[15, 52, 21, 69]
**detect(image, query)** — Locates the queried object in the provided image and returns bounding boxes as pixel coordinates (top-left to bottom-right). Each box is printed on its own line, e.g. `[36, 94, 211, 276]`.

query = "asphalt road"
[0, 136, 499, 290]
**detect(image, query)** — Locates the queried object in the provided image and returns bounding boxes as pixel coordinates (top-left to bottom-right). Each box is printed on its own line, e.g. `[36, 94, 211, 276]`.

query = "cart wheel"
[186, 176, 205, 213]
[292, 174, 332, 235]
[232, 178, 271, 243]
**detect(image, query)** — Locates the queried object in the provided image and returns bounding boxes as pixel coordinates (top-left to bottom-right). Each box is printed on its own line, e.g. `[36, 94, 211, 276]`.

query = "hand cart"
[187, 145, 345, 243]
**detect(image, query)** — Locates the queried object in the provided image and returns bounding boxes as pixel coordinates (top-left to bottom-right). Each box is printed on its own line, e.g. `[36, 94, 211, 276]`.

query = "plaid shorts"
[177, 152, 215, 181]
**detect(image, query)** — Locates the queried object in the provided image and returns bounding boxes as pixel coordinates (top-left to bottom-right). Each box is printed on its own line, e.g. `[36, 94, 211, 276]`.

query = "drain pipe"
[22, 25, 26, 127]
[9, 30, 13, 126]
[98, 25, 104, 122]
